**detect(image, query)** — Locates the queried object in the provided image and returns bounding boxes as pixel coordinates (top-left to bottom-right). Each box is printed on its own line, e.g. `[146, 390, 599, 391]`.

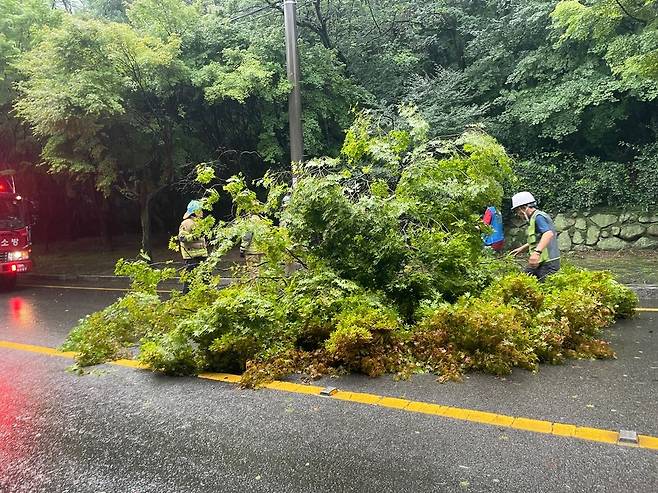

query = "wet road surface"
[1, 283, 656, 492]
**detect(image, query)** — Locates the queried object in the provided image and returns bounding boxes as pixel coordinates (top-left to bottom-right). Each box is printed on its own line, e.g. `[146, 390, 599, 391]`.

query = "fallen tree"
[62, 111, 638, 385]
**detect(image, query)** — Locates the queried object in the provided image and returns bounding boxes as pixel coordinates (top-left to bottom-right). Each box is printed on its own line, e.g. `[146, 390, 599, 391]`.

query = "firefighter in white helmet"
[510, 191, 560, 281]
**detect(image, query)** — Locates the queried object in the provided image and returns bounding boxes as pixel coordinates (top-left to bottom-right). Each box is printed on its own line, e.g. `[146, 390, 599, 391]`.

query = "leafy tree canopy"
[13, 0, 361, 252]
[61, 114, 638, 385]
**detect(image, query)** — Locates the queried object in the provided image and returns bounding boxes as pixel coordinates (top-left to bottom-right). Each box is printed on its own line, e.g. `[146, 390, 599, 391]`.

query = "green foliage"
[513, 145, 658, 211]
[0, 0, 61, 178]
[631, 143, 658, 207]
[61, 292, 162, 366]
[83, 0, 128, 23]
[189, 284, 288, 372]
[405, 69, 490, 137]
[115, 258, 177, 294]
[139, 329, 201, 376]
[13, 13, 194, 253]
[286, 175, 410, 304]
[8, 0, 658, 234]
[482, 273, 545, 312]
[0, 0, 60, 79]
[63, 111, 637, 389]
[223, 175, 263, 215]
[526, 311, 571, 365]
[325, 325, 373, 361]
[194, 48, 277, 104]
[283, 114, 515, 319]
[552, 1, 658, 83]
[282, 271, 369, 348]
[325, 304, 400, 366]
[513, 154, 634, 210]
[323, 299, 408, 378]
[411, 266, 637, 377]
[544, 288, 613, 349]
[12, 1, 360, 255]
[127, 0, 201, 40]
[383, 0, 658, 210]
[444, 299, 539, 375]
[543, 265, 639, 319]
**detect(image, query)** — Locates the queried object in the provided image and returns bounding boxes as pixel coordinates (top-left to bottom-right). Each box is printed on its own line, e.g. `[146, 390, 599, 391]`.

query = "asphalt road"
[1, 282, 657, 492]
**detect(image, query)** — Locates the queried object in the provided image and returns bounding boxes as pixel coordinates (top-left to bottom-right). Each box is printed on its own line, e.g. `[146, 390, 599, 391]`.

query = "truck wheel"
[1, 274, 17, 291]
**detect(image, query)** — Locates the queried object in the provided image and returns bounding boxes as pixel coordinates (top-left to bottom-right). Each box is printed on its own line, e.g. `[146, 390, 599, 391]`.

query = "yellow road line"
[1, 339, 657, 451]
[0, 340, 77, 358]
[635, 307, 658, 312]
[111, 359, 150, 369]
[198, 372, 242, 384]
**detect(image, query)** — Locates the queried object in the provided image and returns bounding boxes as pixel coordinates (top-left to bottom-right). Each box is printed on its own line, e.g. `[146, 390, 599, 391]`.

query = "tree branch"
[615, 0, 646, 25]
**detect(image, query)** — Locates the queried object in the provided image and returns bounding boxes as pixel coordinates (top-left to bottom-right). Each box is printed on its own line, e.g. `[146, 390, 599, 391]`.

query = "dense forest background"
[1, 0, 657, 253]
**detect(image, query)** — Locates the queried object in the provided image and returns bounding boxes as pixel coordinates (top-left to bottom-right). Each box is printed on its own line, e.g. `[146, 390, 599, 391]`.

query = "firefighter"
[178, 200, 208, 294]
[509, 191, 560, 281]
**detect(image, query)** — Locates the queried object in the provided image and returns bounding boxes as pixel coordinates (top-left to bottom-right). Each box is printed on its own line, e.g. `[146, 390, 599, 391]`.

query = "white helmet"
[511, 191, 536, 210]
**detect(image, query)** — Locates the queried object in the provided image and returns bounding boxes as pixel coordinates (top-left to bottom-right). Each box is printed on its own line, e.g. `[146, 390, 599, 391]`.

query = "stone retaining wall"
[507, 211, 658, 251]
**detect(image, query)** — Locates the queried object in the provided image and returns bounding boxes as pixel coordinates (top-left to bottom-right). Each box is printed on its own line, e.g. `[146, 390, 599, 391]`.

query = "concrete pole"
[283, 0, 303, 185]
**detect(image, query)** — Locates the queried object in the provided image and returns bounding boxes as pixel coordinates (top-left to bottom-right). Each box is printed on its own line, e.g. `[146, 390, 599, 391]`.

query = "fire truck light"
[11, 264, 17, 272]
[7, 251, 29, 261]
[15, 195, 21, 200]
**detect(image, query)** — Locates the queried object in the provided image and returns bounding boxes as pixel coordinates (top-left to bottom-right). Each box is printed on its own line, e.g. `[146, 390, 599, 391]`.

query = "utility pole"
[283, 0, 303, 185]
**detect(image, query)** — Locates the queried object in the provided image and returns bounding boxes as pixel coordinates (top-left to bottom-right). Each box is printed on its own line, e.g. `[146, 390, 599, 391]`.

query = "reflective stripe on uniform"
[179, 217, 208, 259]
[527, 210, 560, 263]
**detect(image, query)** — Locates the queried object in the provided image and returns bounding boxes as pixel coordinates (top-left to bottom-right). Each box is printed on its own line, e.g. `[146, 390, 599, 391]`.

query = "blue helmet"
[184, 200, 202, 218]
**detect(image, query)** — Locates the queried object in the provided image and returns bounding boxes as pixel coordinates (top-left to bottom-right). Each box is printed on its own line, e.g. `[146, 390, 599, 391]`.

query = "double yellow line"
[1, 339, 657, 452]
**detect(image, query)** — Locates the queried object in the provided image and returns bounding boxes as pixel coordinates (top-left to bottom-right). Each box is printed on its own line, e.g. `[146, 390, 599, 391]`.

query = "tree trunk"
[64, 181, 78, 241]
[139, 187, 153, 261]
[96, 191, 113, 251]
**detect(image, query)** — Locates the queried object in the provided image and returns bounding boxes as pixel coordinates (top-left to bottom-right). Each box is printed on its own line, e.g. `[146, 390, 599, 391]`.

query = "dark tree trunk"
[96, 191, 113, 251]
[138, 186, 153, 261]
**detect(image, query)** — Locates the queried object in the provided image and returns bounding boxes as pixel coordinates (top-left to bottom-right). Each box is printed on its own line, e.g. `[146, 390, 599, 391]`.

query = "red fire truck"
[0, 170, 33, 289]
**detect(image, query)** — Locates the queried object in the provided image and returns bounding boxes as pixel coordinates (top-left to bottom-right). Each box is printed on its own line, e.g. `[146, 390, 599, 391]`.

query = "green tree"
[0, 0, 60, 171]
[389, 0, 658, 209]
[15, 0, 361, 252]
[552, 0, 658, 82]
[82, 0, 128, 22]
[197, 1, 365, 163]
[15, 16, 192, 255]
